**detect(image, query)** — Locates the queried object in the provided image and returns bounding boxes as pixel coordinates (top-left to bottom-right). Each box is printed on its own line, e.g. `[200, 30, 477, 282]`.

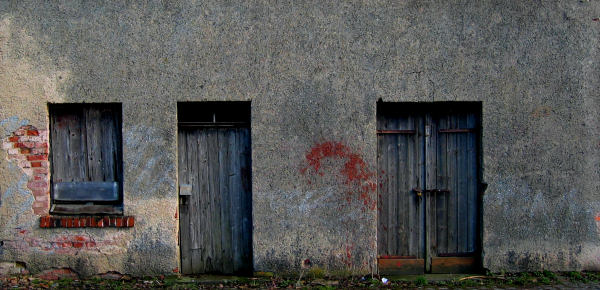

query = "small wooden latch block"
[179, 184, 192, 196]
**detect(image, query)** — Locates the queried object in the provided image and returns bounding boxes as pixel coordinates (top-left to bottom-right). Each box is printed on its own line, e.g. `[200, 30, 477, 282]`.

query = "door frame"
[176, 102, 253, 275]
[376, 101, 484, 274]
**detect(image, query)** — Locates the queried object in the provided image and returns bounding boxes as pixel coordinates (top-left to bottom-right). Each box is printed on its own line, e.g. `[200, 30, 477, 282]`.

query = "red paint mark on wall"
[300, 141, 377, 211]
[3, 125, 49, 215]
[340, 244, 355, 268]
[595, 215, 600, 222]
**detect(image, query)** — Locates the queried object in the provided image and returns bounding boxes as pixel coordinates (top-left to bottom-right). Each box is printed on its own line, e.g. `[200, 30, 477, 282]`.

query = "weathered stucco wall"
[0, 0, 598, 276]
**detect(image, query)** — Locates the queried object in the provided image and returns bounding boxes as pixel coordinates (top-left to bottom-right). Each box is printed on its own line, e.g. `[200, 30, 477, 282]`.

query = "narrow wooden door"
[178, 127, 252, 274]
[377, 103, 480, 274]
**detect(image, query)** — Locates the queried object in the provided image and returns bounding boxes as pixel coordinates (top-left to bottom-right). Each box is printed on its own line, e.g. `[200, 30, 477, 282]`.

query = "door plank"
[218, 129, 234, 273]
[85, 108, 102, 181]
[239, 128, 253, 273]
[189, 129, 203, 273]
[178, 130, 192, 274]
[467, 113, 478, 252]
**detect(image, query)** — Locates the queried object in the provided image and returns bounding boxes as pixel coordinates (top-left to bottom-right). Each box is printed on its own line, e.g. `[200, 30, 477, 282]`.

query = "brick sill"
[39, 216, 134, 228]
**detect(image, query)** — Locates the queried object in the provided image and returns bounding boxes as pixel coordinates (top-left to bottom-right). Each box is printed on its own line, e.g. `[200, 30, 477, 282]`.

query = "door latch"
[413, 187, 450, 196]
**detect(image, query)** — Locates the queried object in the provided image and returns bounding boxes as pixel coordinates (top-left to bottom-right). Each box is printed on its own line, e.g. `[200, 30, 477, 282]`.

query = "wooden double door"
[178, 126, 252, 274]
[377, 103, 481, 274]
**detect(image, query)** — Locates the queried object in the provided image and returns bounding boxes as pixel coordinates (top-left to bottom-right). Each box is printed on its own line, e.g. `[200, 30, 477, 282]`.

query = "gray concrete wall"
[0, 0, 598, 276]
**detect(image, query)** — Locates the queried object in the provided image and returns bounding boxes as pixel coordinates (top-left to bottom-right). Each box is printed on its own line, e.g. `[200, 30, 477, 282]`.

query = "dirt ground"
[1, 271, 600, 289]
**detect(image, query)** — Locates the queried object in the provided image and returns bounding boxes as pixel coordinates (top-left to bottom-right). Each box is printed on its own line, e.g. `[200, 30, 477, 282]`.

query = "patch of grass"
[315, 286, 336, 290]
[278, 278, 294, 288]
[543, 270, 557, 280]
[512, 272, 533, 285]
[567, 271, 588, 283]
[414, 276, 427, 286]
[327, 269, 353, 279]
[308, 266, 326, 279]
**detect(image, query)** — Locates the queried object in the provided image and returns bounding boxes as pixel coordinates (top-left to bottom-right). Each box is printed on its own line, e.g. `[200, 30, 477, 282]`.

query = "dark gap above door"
[178, 102, 250, 127]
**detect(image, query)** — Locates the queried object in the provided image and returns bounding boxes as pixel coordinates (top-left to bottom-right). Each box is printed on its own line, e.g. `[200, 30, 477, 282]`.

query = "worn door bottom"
[378, 257, 424, 275]
[431, 256, 477, 274]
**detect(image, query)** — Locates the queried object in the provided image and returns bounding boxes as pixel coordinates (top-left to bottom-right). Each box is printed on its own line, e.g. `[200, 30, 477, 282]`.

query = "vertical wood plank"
[377, 133, 388, 256]
[407, 114, 417, 257]
[447, 113, 458, 254]
[218, 129, 233, 273]
[197, 130, 210, 273]
[397, 116, 408, 255]
[466, 113, 477, 253]
[436, 114, 448, 255]
[417, 114, 426, 258]
[190, 129, 203, 273]
[85, 107, 101, 181]
[66, 108, 85, 182]
[100, 107, 120, 183]
[388, 118, 399, 255]
[229, 128, 242, 272]
[458, 114, 468, 253]
[178, 130, 192, 274]
[50, 108, 69, 184]
[240, 128, 253, 273]
[209, 128, 223, 271]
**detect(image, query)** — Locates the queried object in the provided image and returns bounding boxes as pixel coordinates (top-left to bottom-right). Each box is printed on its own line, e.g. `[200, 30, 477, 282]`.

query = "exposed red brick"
[103, 217, 110, 227]
[36, 142, 48, 148]
[32, 200, 47, 208]
[40, 216, 51, 228]
[86, 242, 97, 248]
[36, 268, 79, 280]
[33, 168, 48, 174]
[126, 216, 135, 227]
[27, 154, 47, 161]
[15, 142, 35, 148]
[32, 147, 49, 154]
[8, 136, 19, 142]
[116, 217, 123, 227]
[34, 195, 48, 202]
[74, 235, 88, 242]
[97, 219, 104, 228]
[73, 242, 84, 248]
[27, 129, 39, 136]
[31, 161, 42, 167]
[27, 180, 48, 189]
[9, 154, 26, 160]
[33, 207, 47, 215]
[90, 217, 97, 227]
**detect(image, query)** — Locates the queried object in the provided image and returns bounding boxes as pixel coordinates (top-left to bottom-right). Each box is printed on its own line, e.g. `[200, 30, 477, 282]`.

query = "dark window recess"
[178, 102, 251, 127]
[49, 103, 123, 215]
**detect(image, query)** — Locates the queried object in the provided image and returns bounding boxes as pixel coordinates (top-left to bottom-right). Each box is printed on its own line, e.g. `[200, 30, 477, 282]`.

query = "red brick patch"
[36, 268, 79, 280]
[3, 125, 50, 216]
[39, 216, 135, 228]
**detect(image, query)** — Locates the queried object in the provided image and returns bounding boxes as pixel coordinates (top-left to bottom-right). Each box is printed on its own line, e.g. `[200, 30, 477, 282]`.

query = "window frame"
[48, 103, 124, 215]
